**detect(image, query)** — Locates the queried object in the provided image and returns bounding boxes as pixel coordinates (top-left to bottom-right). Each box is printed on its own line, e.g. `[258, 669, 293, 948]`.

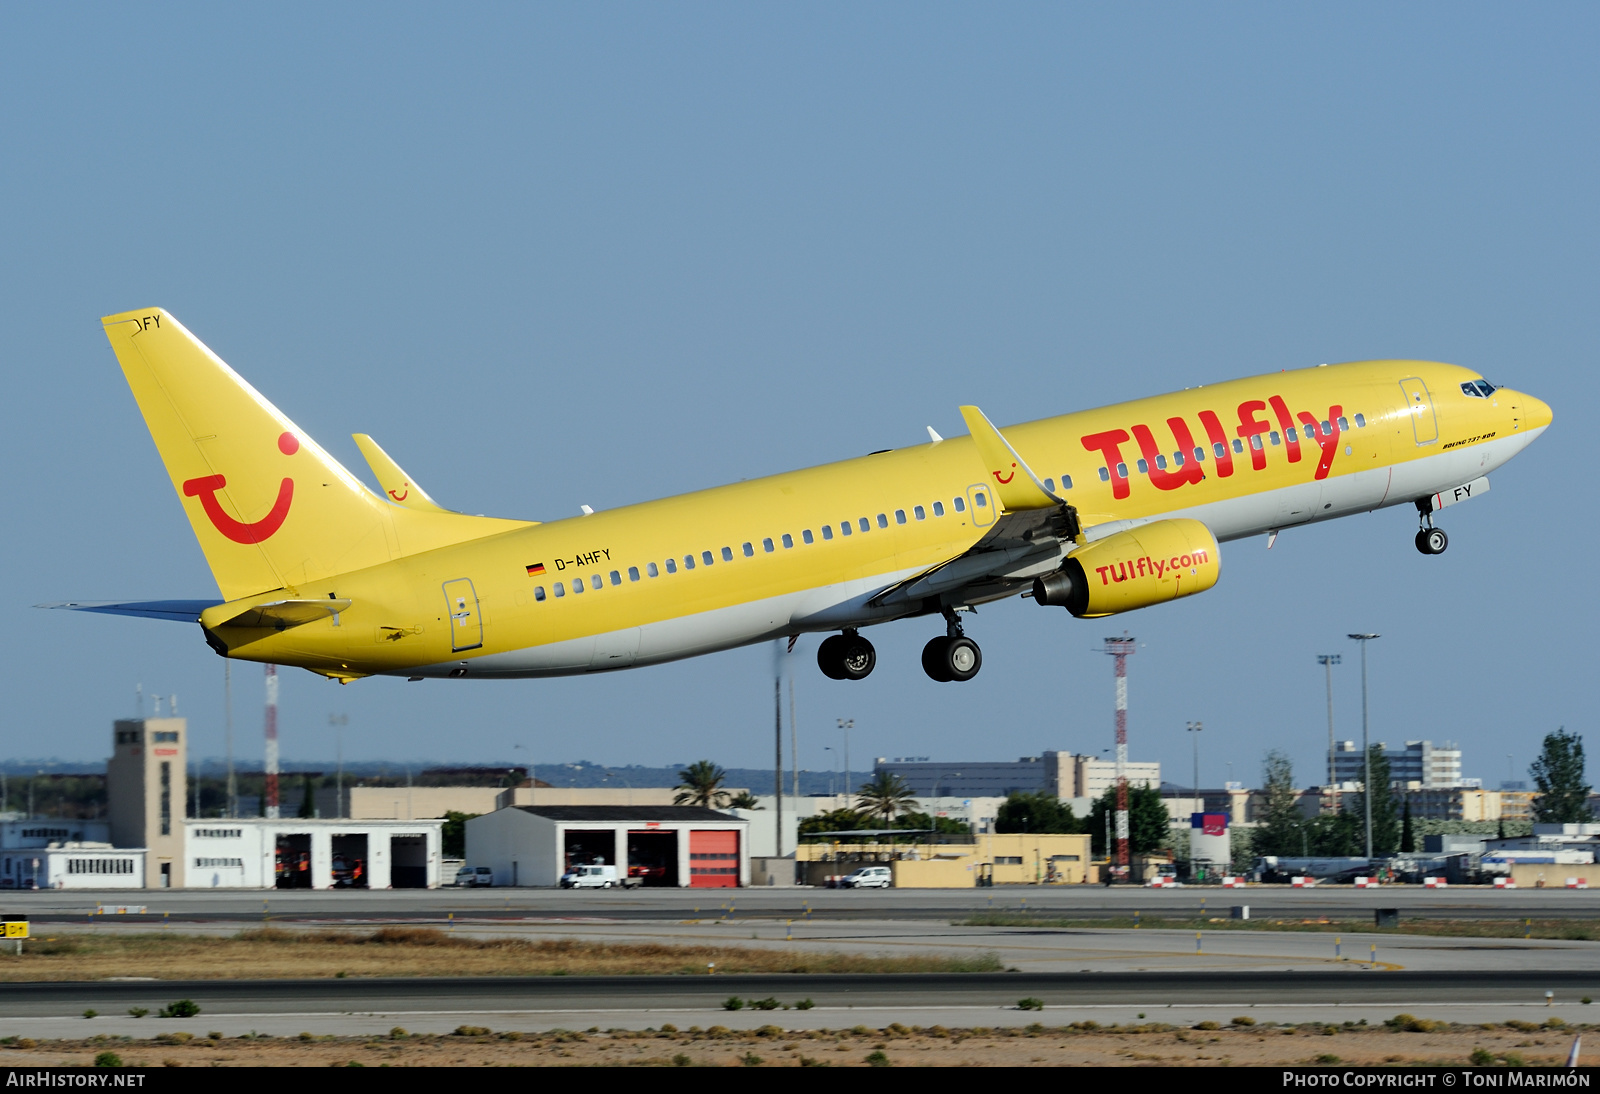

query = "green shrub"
[127, 1007, 149, 1019]
[1017, 997, 1045, 1011]
[741, 1052, 763, 1066]
[1193, 1021, 1219, 1031]
[723, 996, 744, 1011]
[82, 1009, 97, 1019]
[795, 998, 814, 1010]
[159, 999, 200, 1019]
[453, 1025, 490, 1037]
[750, 997, 780, 1011]
[93, 1052, 122, 1068]
[672, 1054, 691, 1066]
[1470, 1047, 1494, 1066]
[865, 1050, 891, 1067]
[1232, 1016, 1256, 1026]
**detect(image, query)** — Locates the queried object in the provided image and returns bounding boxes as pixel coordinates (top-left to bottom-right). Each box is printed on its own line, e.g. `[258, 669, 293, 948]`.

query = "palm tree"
[855, 771, 916, 827]
[673, 760, 731, 808]
[726, 790, 761, 810]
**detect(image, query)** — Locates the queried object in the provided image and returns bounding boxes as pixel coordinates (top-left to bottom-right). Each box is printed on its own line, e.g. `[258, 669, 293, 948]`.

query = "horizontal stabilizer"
[958, 405, 1063, 511]
[203, 598, 352, 630]
[35, 600, 222, 623]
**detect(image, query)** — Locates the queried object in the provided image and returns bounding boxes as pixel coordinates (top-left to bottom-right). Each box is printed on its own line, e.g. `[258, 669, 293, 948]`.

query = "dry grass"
[0, 928, 1003, 981]
[959, 914, 1600, 941]
[3, 1018, 1587, 1067]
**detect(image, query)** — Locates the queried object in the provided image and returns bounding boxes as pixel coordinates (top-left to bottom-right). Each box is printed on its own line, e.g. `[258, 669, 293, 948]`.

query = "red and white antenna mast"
[264, 665, 281, 819]
[1103, 634, 1136, 879]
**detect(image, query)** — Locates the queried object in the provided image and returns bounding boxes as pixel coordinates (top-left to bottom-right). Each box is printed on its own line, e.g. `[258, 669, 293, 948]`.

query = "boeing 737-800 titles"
[48, 308, 1551, 685]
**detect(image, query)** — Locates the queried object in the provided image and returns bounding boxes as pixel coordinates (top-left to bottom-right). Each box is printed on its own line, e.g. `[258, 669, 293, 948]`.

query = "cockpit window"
[1461, 380, 1497, 398]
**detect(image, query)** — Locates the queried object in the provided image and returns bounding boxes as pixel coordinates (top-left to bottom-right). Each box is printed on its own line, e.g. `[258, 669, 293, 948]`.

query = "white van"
[560, 864, 621, 889]
[454, 865, 493, 887]
[841, 865, 892, 889]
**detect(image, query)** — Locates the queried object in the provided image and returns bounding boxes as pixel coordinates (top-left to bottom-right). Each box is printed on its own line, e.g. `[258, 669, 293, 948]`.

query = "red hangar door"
[688, 830, 739, 888]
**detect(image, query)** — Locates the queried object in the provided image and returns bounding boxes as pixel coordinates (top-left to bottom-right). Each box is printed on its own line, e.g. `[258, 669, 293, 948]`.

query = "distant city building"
[873, 752, 1158, 800]
[1399, 787, 1502, 822]
[1334, 740, 1462, 789]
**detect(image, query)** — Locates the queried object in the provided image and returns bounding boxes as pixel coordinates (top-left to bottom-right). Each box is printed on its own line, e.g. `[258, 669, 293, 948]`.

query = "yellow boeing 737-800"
[48, 308, 1551, 685]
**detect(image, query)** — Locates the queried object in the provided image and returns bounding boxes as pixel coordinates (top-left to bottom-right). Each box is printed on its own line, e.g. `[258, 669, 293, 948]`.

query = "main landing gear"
[1415, 500, 1449, 555]
[922, 608, 982, 683]
[818, 629, 876, 681]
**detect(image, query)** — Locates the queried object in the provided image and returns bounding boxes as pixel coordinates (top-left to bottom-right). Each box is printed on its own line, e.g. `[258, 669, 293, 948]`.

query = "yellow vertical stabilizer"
[102, 308, 530, 600]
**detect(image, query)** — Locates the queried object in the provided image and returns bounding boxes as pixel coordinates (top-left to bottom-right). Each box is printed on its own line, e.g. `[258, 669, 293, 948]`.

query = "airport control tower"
[108, 717, 187, 888]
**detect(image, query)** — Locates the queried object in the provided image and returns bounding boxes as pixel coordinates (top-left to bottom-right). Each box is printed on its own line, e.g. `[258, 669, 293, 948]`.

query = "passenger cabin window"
[858, 517, 870, 532]
[1098, 467, 1110, 482]
[1286, 426, 1299, 442]
[572, 579, 584, 594]
[1171, 451, 1183, 467]
[554, 583, 565, 598]
[1042, 478, 1054, 493]
[877, 513, 888, 528]
[534, 586, 546, 601]
[1061, 474, 1073, 489]
[932, 501, 945, 516]
[840, 521, 852, 536]
[953, 497, 966, 512]
[1136, 459, 1149, 474]
[591, 574, 603, 590]
[1338, 416, 1350, 431]
[1354, 413, 1366, 428]
[647, 562, 660, 577]
[1269, 431, 1281, 445]
[722, 546, 733, 561]
[1250, 436, 1263, 451]
[913, 505, 925, 520]
[742, 542, 754, 557]
[974, 491, 989, 508]
[666, 558, 678, 573]
[802, 529, 814, 544]
[702, 551, 714, 566]
[1233, 438, 1246, 454]
[763, 537, 774, 553]
[782, 534, 794, 549]
[684, 555, 696, 569]
[894, 509, 906, 524]
[821, 526, 833, 540]
[1155, 454, 1168, 470]
[628, 566, 640, 581]
[1114, 463, 1127, 479]
[609, 570, 621, 586]
[1192, 448, 1204, 463]
[1214, 442, 1227, 458]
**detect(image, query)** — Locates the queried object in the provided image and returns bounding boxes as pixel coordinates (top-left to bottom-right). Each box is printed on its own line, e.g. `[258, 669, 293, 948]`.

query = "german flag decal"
[525, 563, 546, 576]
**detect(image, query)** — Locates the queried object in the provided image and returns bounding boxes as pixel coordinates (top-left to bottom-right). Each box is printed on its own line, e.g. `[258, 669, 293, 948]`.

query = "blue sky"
[3, 4, 1594, 790]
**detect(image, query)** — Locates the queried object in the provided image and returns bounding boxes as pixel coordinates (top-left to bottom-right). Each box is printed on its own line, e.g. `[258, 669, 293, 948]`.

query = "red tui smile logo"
[181, 432, 298, 544]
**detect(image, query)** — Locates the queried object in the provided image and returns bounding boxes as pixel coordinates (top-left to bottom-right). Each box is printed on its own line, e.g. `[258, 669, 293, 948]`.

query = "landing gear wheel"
[819, 631, 875, 681]
[921, 635, 982, 682]
[817, 635, 847, 680]
[944, 636, 982, 682]
[1415, 527, 1448, 555]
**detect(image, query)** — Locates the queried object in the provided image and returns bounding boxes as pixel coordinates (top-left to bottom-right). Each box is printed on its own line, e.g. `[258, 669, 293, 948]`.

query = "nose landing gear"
[922, 608, 983, 683]
[818, 629, 876, 681]
[1414, 499, 1448, 555]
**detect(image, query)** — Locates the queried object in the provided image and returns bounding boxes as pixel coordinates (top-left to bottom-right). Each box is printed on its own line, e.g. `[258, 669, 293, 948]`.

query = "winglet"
[958, 405, 1062, 511]
[352, 434, 452, 514]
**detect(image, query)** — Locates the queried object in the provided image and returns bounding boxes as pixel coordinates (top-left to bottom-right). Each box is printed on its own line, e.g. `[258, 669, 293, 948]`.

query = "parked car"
[841, 865, 892, 889]
[454, 865, 494, 887]
[561, 864, 621, 889]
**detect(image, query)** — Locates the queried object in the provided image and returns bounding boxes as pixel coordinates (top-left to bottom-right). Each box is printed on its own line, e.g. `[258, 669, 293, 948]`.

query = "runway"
[19, 884, 1600, 925]
[3, 969, 1597, 1040]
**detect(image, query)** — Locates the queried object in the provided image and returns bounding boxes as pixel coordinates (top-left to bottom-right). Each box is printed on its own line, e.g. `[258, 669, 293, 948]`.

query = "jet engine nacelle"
[1032, 518, 1221, 618]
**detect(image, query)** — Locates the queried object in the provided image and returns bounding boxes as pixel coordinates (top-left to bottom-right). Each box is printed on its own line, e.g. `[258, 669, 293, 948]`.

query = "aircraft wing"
[870, 406, 1083, 608]
[35, 600, 223, 623]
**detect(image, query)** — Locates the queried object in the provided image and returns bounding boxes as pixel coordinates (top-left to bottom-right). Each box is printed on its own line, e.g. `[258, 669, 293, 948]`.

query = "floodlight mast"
[1317, 654, 1341, 814]
[1347, 635, 1381, 860]
[1102, 635, 1137, 880]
